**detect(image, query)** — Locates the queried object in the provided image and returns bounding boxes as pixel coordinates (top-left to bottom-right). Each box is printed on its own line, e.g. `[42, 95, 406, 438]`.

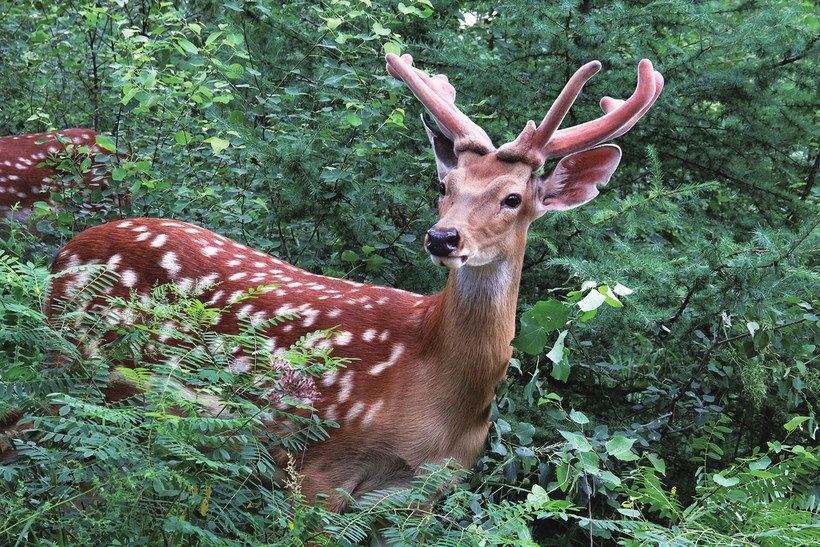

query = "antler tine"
[386, 53, 494, 154]
[598, 70, 664, 141]
[541, 59, 662, 159]
[529, 61, 603, 152]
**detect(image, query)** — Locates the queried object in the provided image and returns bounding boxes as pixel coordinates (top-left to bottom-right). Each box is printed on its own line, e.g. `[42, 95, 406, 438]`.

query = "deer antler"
[386, 53, 495, 155]
[497, 59, 664, 168]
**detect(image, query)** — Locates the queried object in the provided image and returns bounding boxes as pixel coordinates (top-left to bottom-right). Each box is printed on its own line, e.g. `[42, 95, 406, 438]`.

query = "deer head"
[385, 54, 662, 274]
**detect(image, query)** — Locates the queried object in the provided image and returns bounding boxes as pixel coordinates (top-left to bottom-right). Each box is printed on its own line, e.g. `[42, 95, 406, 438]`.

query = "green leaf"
[577, 289, 606, 312]
[647, 453, 666, 475]
[599, 285, 623, 308]
[748, 455, 771, 471]
[341, 250, 359, 262]
[174, 130, 192, 146]
[324, 17, 342, 30]
[612, 283, 633, 296]
[550, 357, 571, 382]
[606, 436, 638, 461]
[546, 330, 567, 364]
[383, 42, 401, 56]
[526, 300, 570, 333]
[372, 22, 391, 36]
[559, 430, 593, 453]
[569, 409, 589, 425]
[512, 322, 546, 355]
[346, 112, 362, 127]
[514, 422, 535, 445]
[94, 134, 116, 152]
[177, 38, 198, 54]
[784, 415, 810, 432]
[205, 137, 230, 154]
[712, 473, 740, 487]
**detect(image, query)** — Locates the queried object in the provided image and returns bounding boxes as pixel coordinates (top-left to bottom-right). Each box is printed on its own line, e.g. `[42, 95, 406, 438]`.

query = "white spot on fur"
[362, 329, 376, 342]
[363, 400, 383, 426]
[337, 374, 354, 403]
[151, 234, 168, 247]
[346, 401, 365, 422]
[120, 269, 138, 287]
[161, 252, 181, 275]
[369, 344, 404, 375]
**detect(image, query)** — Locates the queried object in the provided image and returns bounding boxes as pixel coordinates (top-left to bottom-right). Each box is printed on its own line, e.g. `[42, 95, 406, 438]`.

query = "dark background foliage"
[1, 0, 818, 545]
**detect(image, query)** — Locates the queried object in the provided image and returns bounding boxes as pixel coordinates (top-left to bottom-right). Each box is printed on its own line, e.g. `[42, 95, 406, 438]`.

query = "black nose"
[426, 227, 460, 257]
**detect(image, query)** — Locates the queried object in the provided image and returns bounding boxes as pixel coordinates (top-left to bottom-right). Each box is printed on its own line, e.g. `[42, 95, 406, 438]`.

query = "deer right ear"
[535, 144, 622, 215]
[421, 113, 459, 181]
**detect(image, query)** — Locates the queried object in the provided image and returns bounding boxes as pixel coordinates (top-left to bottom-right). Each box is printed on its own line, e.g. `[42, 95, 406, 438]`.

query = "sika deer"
[41, 55, 662, 511]
[0, 128, 126, 227]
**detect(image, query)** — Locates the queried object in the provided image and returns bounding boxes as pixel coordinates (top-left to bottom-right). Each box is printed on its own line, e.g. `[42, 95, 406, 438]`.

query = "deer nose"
[426, 227, 460, 257]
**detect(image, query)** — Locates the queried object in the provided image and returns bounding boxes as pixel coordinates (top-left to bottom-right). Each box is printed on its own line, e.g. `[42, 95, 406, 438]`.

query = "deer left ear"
[421, 113, 459, 181]
[535, 144, 622, 215]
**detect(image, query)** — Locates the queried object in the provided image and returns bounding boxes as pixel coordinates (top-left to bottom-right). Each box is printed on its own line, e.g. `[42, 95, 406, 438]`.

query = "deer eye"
[437, 182, 446, 196]
[503, 194, 522, 208]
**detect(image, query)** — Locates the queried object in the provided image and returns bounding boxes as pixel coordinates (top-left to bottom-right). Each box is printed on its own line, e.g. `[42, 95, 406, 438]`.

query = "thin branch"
[800, 148, 820, 201]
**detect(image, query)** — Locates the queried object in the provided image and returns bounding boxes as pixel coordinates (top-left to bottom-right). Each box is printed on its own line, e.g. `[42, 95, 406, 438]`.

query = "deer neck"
[423, 255, 522, 394]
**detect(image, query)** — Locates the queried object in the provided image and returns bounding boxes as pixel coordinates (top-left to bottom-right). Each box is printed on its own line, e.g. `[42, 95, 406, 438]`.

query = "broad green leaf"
[748, 455, 771, 471]
[512, 322, 546, 356]
[550, 357, 571, 382]
[527, 300, 570, 333]
[577, 289, 606, 312]
[372, 22, 391, 36]
[324, 17, 342, 30]
[647, 453, 666, 475]
[606, 436, 638, 461]
[569, 409, 589, 425]
[341, 250, 359, 262]
[712, 474, 740, 487]
[784, 415, 810, 432]
[346, 112, 362, 127]
[527, 484, 549, 505]
[206, 137, 230, 154]
[546, 330, 567, 364]
[174, 130, 192, 145]
[559, 430, 593, 453]
[599, 285, 623, 308]
[94, 134, 116, 152]
[178, 38, 198, 54]
[383, 42, 401, 56]
[612, 283, 633, 296]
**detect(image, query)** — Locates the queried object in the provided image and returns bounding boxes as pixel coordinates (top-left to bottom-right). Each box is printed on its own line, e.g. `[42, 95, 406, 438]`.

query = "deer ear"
[421, 113, 459, 181]
[536, 144, 622, 215]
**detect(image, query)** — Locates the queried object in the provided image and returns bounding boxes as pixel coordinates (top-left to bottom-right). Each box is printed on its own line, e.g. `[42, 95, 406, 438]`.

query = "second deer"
[0, 128, 127, 228]
[40, 54, 663, 512]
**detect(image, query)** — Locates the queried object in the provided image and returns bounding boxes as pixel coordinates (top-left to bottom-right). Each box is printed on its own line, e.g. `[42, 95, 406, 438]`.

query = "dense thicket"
[1, 1, 818, 545]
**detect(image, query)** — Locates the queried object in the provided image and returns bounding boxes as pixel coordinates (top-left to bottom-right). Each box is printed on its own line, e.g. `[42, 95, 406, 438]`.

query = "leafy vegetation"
[1, 0, 818, 545]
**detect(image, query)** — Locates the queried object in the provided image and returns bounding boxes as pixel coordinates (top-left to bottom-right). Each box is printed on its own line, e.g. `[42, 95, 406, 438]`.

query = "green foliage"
[1, 0, 819, 545]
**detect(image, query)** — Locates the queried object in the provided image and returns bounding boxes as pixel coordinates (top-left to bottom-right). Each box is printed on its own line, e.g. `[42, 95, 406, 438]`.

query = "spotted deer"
[41, 54, 662, 511]
[0, 128, 126, 226]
